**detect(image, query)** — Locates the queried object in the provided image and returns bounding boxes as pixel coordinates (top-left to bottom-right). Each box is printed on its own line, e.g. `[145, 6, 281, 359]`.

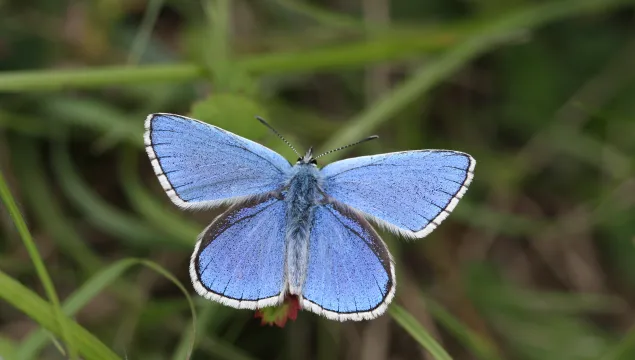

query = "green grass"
[1, 0, 635, 359]
[389, 305, 453, 360]
[0, 269, 120, 360]
[0, 167, 78, 359]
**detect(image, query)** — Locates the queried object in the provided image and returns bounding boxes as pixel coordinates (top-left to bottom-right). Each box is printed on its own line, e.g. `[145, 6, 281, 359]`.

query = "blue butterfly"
[144, 113, 475, 321]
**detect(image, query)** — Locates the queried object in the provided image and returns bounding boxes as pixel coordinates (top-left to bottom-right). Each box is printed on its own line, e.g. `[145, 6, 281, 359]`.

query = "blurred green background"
[1, 0, 635, 359]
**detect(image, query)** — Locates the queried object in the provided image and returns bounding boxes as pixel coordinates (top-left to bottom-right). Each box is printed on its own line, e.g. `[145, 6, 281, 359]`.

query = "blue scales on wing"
[190, 195, 287, 308]
[321, 150, 475, 239]
[144, 113, 291, 209]
[301, 202, 395, 321]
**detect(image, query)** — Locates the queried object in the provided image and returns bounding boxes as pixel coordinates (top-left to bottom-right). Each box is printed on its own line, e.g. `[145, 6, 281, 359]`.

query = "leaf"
[389, 305, 453, 360]
[0, 163, 78, 359]
[0, 269, 121, 360]
[16, 258, 197, 360]
[189, 93, 269, 139]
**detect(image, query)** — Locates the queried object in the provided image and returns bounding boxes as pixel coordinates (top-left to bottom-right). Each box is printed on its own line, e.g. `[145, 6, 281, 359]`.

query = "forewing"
[144, 113, 291, 209]
[321, 150, 475, 238]
[301, 201, 395, 321]
[190, 195, 287, 308]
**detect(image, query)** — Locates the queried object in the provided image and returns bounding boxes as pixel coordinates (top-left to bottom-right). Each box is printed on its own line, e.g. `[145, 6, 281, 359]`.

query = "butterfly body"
[144, 113, 475, 321]
[283, 157, 323, 294]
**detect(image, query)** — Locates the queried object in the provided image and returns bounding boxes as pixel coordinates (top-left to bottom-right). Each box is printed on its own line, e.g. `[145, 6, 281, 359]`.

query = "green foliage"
[0, 159, 78, 359]
[0, 269, 118, 360]
[1, 0, 635, 359]
[389, 305, 453, 360]
[189, 94, 270, 139]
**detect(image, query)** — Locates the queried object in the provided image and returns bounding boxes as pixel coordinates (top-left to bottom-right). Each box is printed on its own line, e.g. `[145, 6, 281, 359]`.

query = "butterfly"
[144, 113, 475, 321]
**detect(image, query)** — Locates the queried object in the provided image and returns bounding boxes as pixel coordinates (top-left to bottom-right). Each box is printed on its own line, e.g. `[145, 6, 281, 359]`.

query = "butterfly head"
[297, 147, 318, 166]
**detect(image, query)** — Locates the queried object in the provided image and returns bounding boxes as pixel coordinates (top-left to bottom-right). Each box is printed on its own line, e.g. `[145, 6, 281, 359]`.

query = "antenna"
[256, 116, 301, 157]
[314, 135, 379, 159]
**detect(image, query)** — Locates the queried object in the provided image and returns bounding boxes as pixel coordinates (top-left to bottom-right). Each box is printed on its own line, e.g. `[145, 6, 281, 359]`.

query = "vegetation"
[1, 0, 635, 359]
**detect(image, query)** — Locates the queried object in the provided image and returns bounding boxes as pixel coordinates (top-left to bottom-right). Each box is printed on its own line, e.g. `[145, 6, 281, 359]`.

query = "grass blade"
[118, 147, 199, 246]
[389, 304, 453, 360]
[0, 336, 17, 359]
[273, 0, 363, 29]
[11, 136, 102, 273]
[127, 0, 164, 64]
[135, 259, 198, 359]
[51, 142, 168, 247]
[0, 269, 121, 360]
[319, 35, 496, 161]
[16, 260, 140, 359]
[0, 0, 629, 91]
[17, 258, 197, 360]
[0, 165, 78, 359]
[425, 298, 501, 360]
[600, 324, 635, 360]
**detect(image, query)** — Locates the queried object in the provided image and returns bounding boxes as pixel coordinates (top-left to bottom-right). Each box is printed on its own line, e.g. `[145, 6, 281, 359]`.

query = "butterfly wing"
[190, 194, 287, 308]
[144, 113, 291, 209]
[321, 150, 475, 238]
[301, 201, 395, 321]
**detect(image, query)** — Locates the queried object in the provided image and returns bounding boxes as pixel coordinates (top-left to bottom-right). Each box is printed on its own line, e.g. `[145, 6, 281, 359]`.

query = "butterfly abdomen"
[284, 164, 323, 294]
